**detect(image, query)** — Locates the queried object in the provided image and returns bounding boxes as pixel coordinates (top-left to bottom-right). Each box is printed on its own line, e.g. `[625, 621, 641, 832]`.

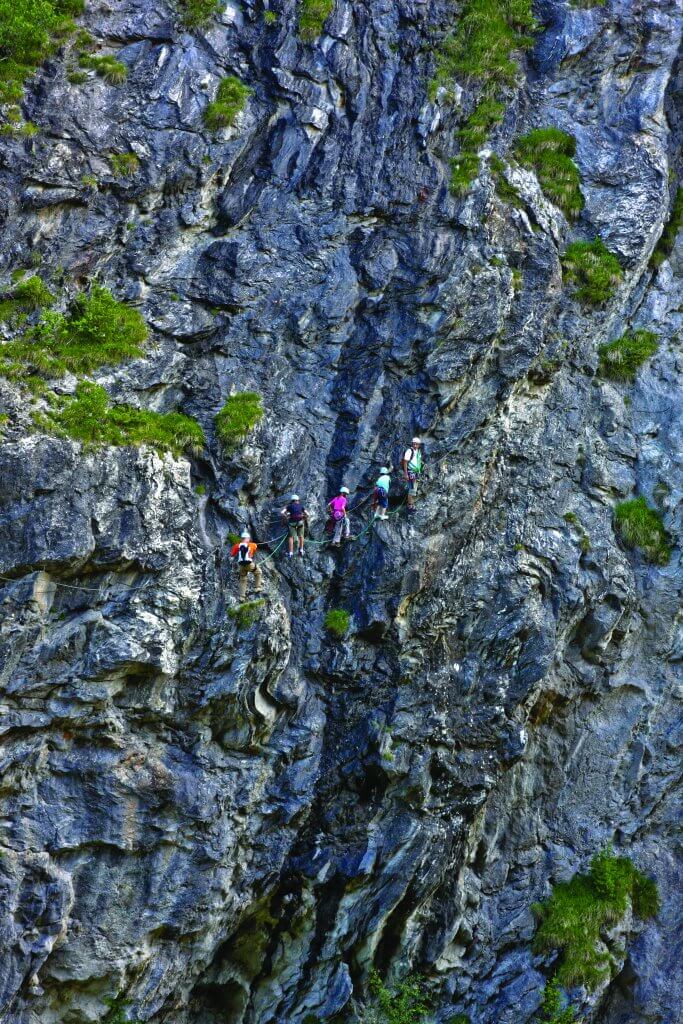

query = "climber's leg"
[252, 563, 263, 593]
[238, 566, 248, 601]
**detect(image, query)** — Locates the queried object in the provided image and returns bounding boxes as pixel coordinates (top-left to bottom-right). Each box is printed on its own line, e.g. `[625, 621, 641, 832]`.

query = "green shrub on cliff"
[562, 238, 622, 304]
[299, 0, 334, 40]
[324, 608, 350, 639]
[614, 497, 670, 565]
[536, 979, 575, 1024]
[79, 53, 128, 84]
[650, 186, 683, 269]
[0, 285, 147, 384]
[0, 0, 83, 103]
[179, 0, 220, 28]
[38, 380, 205, 455]
[366, 970, 430, 1024]
[438, 0, 537, 194]
[215, 392, 263, 449]
[533, 848, 659, 990]
[204, 75, 252, 131]
[515, 128, 584, 218]
[597, 330, 658, 382]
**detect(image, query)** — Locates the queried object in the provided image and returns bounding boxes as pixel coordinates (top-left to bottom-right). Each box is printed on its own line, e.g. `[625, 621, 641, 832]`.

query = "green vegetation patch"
[110, 152, 140, 178]
[263, 9, 278, 23]
[0, 285, 147, 384]
[536, 979, 575, 1024]
[367, 970, 430, 1024]
[515, 128, 584, 218]
[0, 275, 54, 323]
[38, 380, 205, 455]
[0, 0, 84, 105]
[436, 0, 537, 195]
[79, 53, 128, 84]
[299, 0, 334, 40]
[562, 238, 622, 304]
[651, 187, 683, 269]
[179, 0, 220, 28]
[533, 848, 659, 990]
[598, 330, 658, 383]
[324, 608, 350, 639]
[215, 391, 263, 449]
[490, 153, 524, 208]
[228, 599, 265, 630]
[204, 75, 252, 131]
[614, 497, 670, 565]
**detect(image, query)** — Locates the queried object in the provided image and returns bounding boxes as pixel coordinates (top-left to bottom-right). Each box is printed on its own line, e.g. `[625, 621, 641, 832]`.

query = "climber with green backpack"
[373, 467, 392, 520]
[402, 437, 424, 514]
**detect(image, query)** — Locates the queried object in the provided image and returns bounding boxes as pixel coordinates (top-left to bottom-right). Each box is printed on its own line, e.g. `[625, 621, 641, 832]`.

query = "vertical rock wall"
[0, 1, 680, 1022]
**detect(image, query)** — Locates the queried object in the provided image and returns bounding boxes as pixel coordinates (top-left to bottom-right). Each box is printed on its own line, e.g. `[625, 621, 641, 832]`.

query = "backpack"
[287, 501, 305, 522]
[403, 446, 424, 472]
[237, 543, 253, 564]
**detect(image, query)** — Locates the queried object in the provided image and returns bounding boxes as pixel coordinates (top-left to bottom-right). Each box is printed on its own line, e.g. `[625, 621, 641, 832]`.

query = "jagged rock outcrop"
[0, 1, 681, 1023]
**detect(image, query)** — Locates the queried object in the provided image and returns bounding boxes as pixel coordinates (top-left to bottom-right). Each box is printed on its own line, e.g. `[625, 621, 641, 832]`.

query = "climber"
[401, 437, 424, 513]
[328, 486, 351, 547]
[281, 493, 309, 558]
[373, 467, 392, 520]
[230, 530, 263, 600]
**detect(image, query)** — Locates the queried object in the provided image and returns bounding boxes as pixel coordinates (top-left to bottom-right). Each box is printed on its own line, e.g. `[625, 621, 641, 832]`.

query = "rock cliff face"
[0, 1, 681, 1023]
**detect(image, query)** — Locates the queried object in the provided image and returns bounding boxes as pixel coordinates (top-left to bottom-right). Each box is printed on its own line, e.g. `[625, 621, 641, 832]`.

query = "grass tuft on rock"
[215, 392, 263, 449]
[79, 53, 127, 84]
[0, 285, 147, 384]
[561, 238, 622, 304]
[110, 152, 140, 178]
[37, 380, 205, 455]
[597, 330, 658, 382]
[614, 497, 670, 565]
[228, 599, 265, 630]
[299, 0, 334, 40]
[204, 75, 252, 131]
[533, 848, 659, 991]
[650, 186, 683, 269]
[324, 608, 350, 639]
[514, 128, 584, 218]
[490, 153, 524, 208]
[436, 0, 537, 195]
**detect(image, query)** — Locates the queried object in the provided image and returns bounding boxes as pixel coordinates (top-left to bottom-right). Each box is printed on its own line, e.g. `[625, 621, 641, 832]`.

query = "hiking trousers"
[238, 562, 263, 600]
[333, 515, 351, 543]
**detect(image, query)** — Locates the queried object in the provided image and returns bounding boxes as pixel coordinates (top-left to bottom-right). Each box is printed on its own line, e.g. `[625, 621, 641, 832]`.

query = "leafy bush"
[204, 75, 252, 131]
[178, 0, 219, 28]
[263, 9, 278, 23]
[614, 497, 670, 565]
[79, 53, 127, 84]
[38, 381, 205, 454]
[597, 330, 658, 382]
[0, 285, 147, 383]
[366, 970, 430, 1024]
[215, 391, 263, 449]
[110, 152, 140, 177]
[533, 848, 659, 990]
[651, 187, 683, 269]
[12, 275, 54, 309]
[324, 608, 350, 639]
[562, 238, 622, 304]
[515, 128, 584, 218]
[228, 599, 265, 629]
[0, 0, 83, 101]
[537, 979, 575, 1024]
[299, 0, 334, 40]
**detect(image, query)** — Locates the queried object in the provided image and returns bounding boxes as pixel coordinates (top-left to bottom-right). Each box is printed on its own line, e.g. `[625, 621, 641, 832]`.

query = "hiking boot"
[298, 549, 304, 557]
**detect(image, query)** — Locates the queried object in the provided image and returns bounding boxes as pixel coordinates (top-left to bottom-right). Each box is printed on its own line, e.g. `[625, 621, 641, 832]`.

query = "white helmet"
[412, 436, 421, 445]
[291, 493, 300, 501]
[340, 486, 350, 494]
[380, 466, 390, 474]
[240, 530, 251, 539]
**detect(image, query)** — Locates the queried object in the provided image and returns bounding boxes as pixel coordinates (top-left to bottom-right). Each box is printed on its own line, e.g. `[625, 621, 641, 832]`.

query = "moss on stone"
[650, 186, 683, 269]
[324, 608, 350, 638]
[228, 598, 266, 630]
[178, 0, 220, 28]
[79, 53, 127, 84]
[110, 152, 140, 177]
